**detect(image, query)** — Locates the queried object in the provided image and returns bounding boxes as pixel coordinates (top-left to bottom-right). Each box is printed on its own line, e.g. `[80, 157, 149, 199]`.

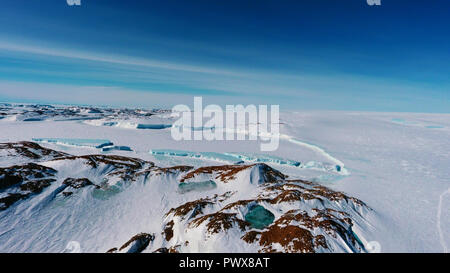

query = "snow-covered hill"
[0, 141, 370, 253]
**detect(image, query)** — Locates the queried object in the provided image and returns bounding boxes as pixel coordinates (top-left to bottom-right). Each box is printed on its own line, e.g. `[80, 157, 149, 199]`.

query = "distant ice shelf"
[391, 118, 410, 124]
[136, 124, 172, 129]
[83, 120, 172, 130]
[224, 152, 301, 167]
[149, 149, 345, 175]
[102, 146, 133, 152]
[150, 149, 239, 163]
[390, 118, 444, 129]
[23, 117, 46, 122]
[55, 117, 102, 121]
[32, 138, 113, 149]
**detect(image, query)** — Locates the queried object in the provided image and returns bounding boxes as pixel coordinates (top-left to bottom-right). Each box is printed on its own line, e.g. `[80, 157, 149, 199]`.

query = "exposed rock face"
[243, 208, 354, 252]
[0, 163, 57, 210]
[62, 178, 97, 189]
[0, 141, 69, 166]
[165, 192, 235, 220]
[54, 154, 151, 171]
[159, 177, 369, 253]
[61, 178, 100, 196]
[189, 212, 251, 234]
[152, 166, 194, 176]
[52, 154, 155, 184]
[0, 143, 157, 210]
[107, 233, 155, 253]
[163, 220, 175, 241]
[180, 163, 286, 183]
[153, 242, 189, 253]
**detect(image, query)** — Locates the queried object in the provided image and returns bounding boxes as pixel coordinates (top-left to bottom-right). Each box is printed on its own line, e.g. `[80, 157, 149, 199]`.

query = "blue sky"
[0, 0, 449, 112]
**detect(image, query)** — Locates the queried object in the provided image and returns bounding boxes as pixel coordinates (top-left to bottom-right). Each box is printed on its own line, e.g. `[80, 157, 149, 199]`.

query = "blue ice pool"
[244, 205, 275, 229]
[178, 180, 217, 194]
[92, 185, 122, 200]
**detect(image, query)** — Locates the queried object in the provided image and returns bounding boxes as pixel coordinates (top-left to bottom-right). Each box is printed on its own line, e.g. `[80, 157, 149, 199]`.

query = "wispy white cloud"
[0, 81, 192, 108]
[0, 39, 317, 97]
[1, 40, 448, 112]
[0, 81, 288, 108]
[0, 40, 243, 76]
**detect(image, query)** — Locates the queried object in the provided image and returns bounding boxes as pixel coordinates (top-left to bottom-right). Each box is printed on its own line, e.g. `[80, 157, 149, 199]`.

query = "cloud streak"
[0, 39, 448, 112]
[0, 40, 244, 77]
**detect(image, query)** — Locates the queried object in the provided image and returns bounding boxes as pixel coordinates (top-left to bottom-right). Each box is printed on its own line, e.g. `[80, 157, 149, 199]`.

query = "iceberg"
[54, 117, 102, 121]
[302, 161, 342, 173]
[136, 124, 172, 129]
[23, 117, 45, 122]
[103, 122, 118, 126]
[149, 149, 347, 175]
[224, 153, 301, 167]
[32, 138, 113, 149]
[151, 149, 190, 157]
[102, 146, 133, 152]
[150, 149, 239, 163]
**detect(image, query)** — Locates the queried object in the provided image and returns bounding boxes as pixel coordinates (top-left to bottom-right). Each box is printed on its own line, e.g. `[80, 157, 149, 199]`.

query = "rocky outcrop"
[0, 141, 372, 253]
[62, 178, 97, 189]
[107, 233, 155, 253]
[0, 141, 69, 166]
[52, 154, 155, 183]
[180, 163, 286, 183]
[159, 178, 369, 253]
[0, 163, 57, 210]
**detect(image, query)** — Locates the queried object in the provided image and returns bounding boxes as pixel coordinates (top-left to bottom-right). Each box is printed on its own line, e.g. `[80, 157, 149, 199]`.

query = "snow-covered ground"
[0, 104, 448, 252]
[282, 111, 450, 252]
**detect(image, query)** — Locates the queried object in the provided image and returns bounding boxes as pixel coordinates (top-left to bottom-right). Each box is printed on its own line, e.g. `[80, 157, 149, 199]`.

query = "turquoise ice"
[33, 138, 113, 149]
[178, 180, 217, 194]
[150, 149, 238, 163]
[136, 124, 172, 129]
[245, 205, 275, 229]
